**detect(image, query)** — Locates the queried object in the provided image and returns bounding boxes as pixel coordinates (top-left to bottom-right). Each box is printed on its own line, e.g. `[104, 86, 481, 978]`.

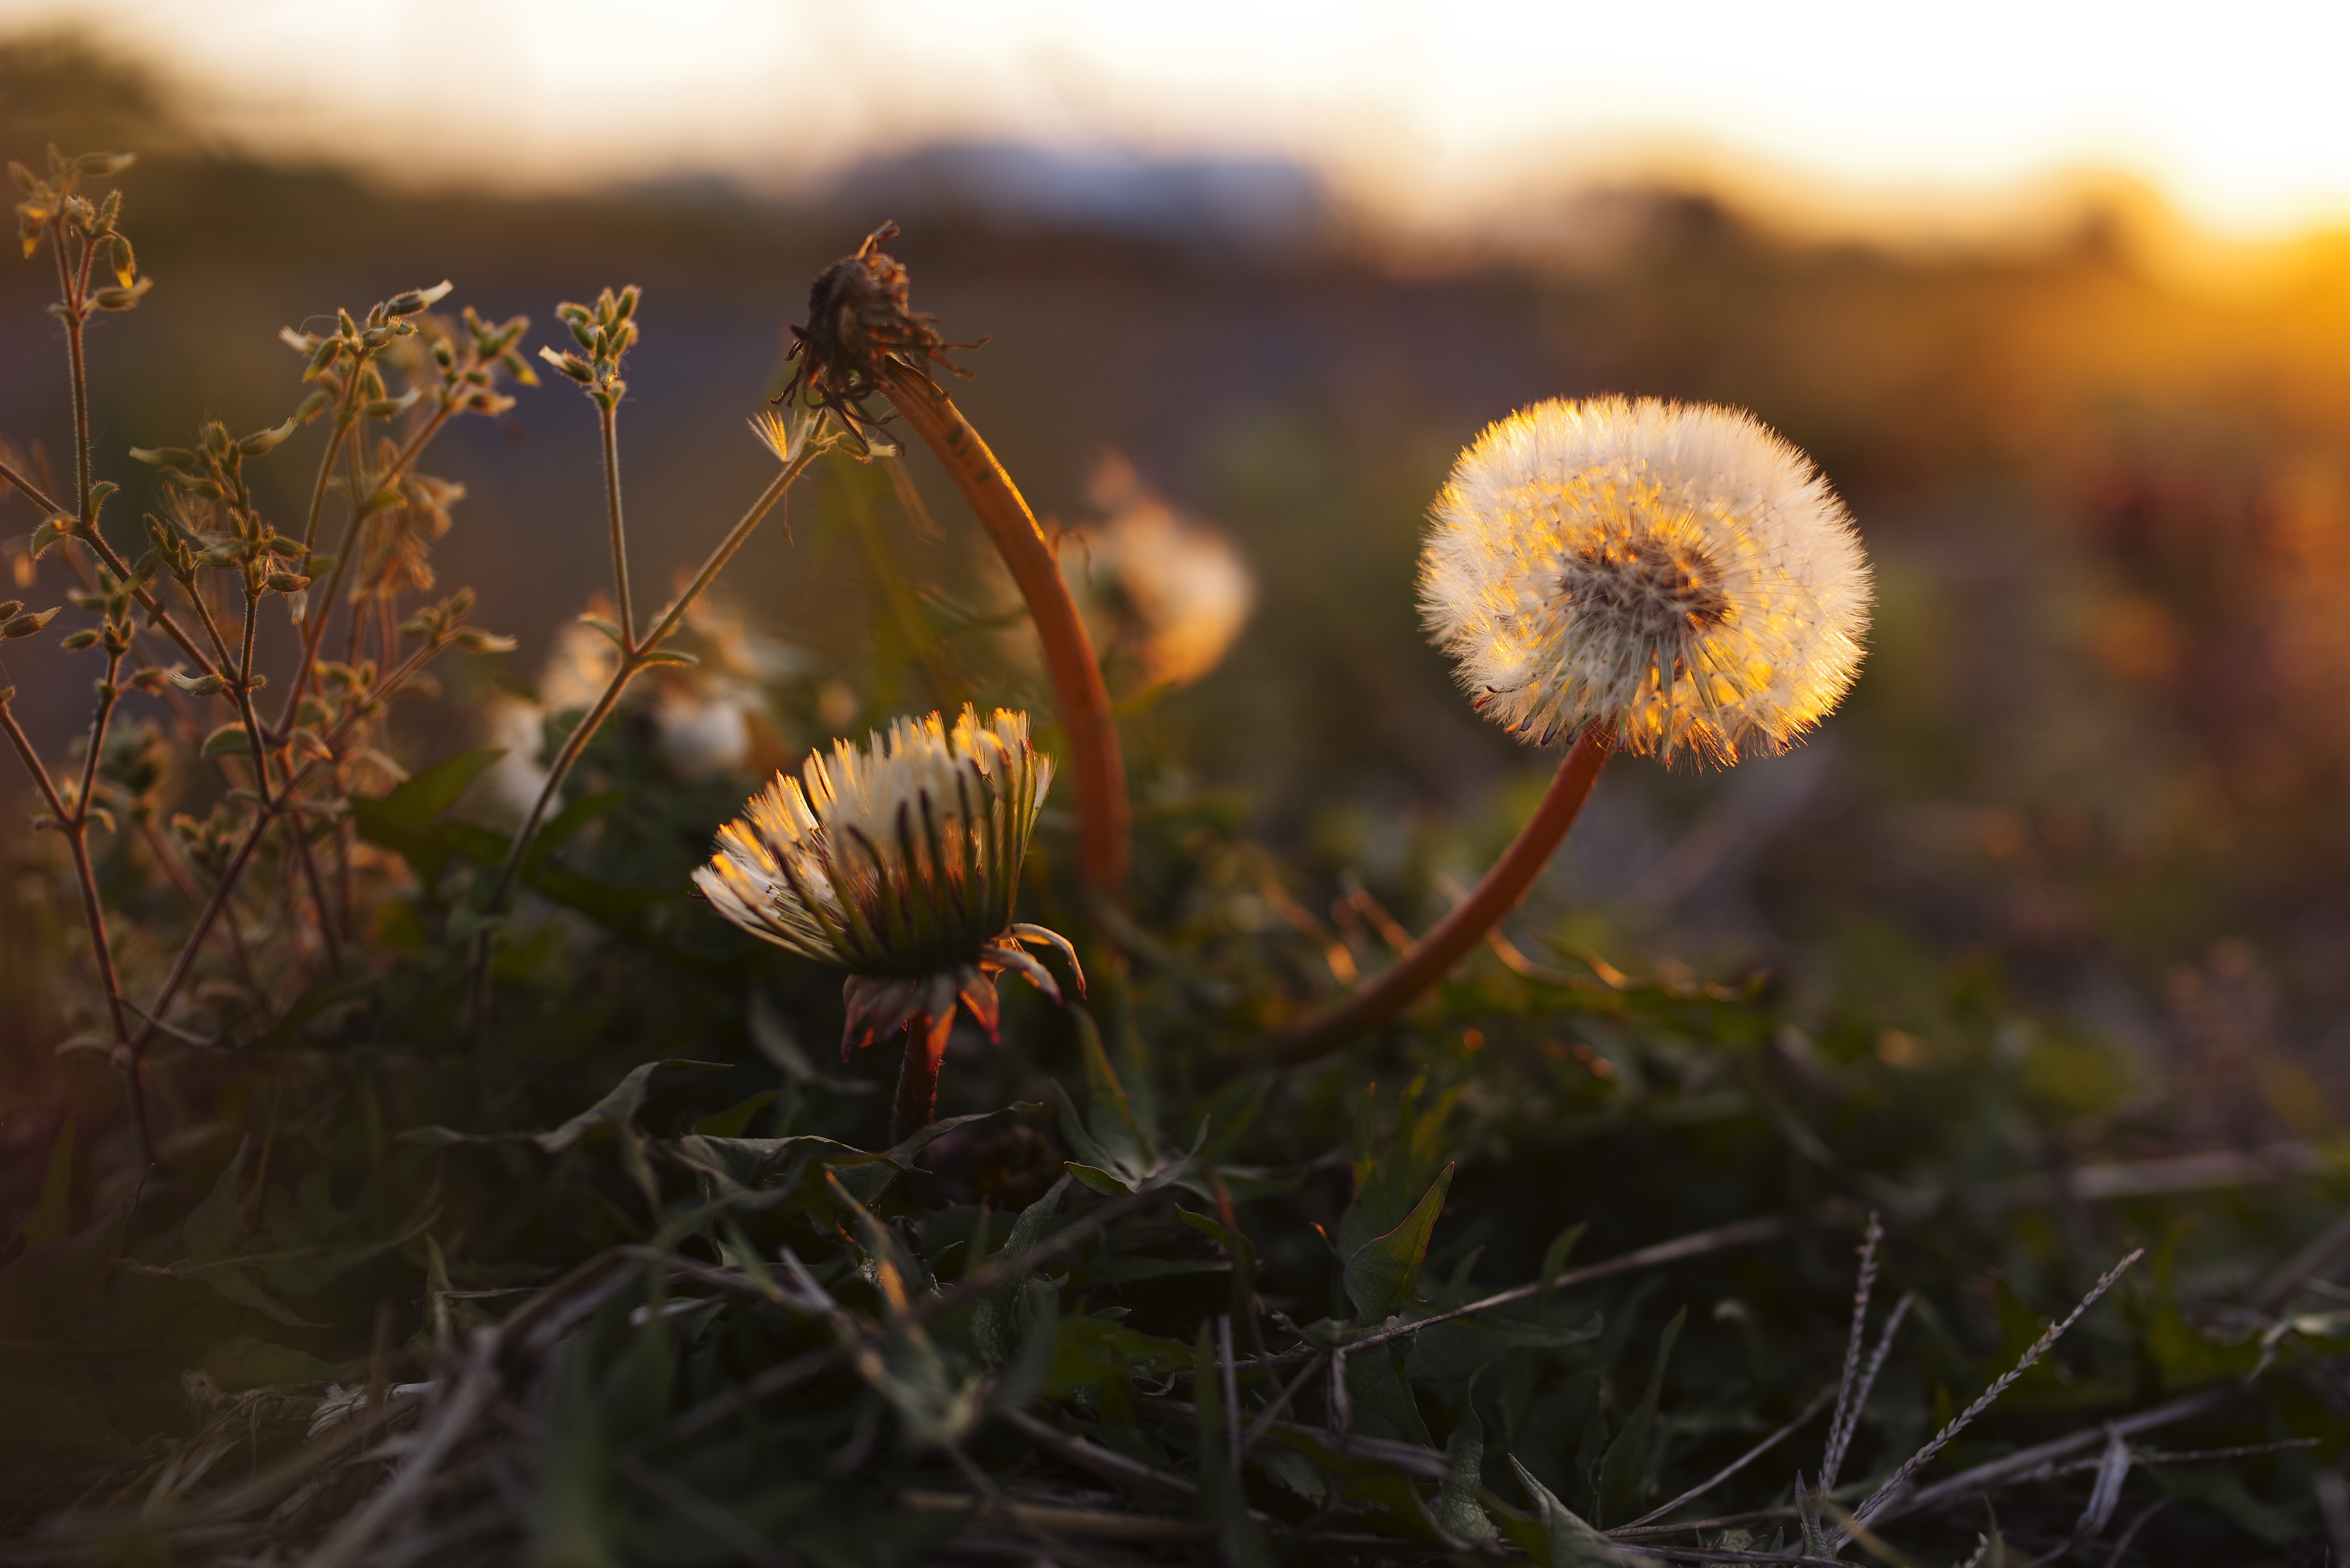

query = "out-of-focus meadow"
[11, 34, 2350, 1150]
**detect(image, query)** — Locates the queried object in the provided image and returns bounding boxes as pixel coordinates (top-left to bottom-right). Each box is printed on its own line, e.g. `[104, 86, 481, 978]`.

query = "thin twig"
[1872, 1387, 2230, 1528]
[996, 1407, 1199, 1500]
[1240, 1355, 1325, 1453]
[1618, 1384, 1834, 1532]
[1254, 1212, 1790, 1369]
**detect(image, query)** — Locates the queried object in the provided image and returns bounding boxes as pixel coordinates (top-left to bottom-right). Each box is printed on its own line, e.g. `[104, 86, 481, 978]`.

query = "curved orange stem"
[1275, 726, 1613, 1062]
[879, 364, 1131, 898]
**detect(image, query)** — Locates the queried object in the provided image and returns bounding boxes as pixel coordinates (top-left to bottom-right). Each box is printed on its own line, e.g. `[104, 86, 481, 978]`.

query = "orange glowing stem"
[879, 363, 1131, 899]
[1276, 725, 1613, 1061]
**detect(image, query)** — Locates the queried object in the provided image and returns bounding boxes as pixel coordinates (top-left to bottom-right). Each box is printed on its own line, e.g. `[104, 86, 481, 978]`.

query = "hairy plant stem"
[33, 218, 153, 1157]
[599, 402, 633, 649]
[466, 451, 816, 1026]
[1275, 725, 1613, 1061]
[271, 402, 457, 744]
[0, 458, 221, 680]
[295, 373, 364, 553]
[877, 364, 1129, 899]
[127, 633, 453, 1065]
[54, 224, 94, 525]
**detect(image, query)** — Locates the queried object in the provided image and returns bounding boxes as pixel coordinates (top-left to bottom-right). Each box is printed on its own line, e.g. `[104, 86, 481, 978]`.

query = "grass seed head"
[1421, 395, 1872, 764]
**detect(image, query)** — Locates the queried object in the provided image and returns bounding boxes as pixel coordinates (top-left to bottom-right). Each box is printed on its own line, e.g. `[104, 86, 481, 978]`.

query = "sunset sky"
[5, 0, 2347, 239]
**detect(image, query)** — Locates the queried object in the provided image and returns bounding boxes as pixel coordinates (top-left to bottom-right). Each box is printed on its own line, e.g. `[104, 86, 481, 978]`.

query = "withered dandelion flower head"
[1421, 396, 1872, 765]
[781, 222, 985, 452]
[694, 705, 1079, 1059]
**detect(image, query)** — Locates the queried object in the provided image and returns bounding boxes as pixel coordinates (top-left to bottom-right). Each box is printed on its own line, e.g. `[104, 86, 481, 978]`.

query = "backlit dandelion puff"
[1281, 395, 1869, 1059]
[1421, 395, 1871, 764]
[695, 705, 1080, 1139]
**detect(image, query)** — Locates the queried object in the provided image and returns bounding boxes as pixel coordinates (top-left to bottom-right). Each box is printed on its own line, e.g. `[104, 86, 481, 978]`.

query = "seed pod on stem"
[1277, 396, 1872, 1059]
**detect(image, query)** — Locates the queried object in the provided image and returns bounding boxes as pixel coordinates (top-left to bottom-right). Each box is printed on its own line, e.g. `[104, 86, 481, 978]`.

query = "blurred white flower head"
[693, 705, 1077, 1056]
[455, 690, 553, 830]
[1067, 452, 1254, 690]
[1421, 396, 1871, 765]
[538, 614, 621, 715]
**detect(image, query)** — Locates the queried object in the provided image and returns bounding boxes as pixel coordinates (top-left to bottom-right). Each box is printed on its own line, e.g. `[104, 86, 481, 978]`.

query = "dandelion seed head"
[1421, 395, 1872, 765]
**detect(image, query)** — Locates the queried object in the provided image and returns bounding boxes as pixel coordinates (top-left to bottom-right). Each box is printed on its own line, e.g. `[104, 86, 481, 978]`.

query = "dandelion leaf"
[1439, 1389, 1501, 1541]
[1506, 1454, 1623, 1566]
[1594, 1306, 1684, 1525]
[1344, 1162, 1454, 1323]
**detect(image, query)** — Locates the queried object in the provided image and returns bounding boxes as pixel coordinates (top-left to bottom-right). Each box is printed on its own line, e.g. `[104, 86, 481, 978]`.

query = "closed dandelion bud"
[59, 628, 100, 651]
[109, 236, 134, 286]
[696, 706, 1082, 1137]
[1421, 396, 1871, 764]
[3, 608, 59, 638]
[0, 600, 16, 620]
[265, 571, 308, 593]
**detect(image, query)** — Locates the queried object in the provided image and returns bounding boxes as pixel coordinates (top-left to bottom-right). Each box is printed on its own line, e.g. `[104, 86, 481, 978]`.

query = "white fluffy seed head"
[1420, 396, 1872, 765]
[694, 706, 1051, 975]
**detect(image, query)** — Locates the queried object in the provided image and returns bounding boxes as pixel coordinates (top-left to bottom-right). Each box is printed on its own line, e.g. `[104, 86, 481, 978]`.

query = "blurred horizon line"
[13, 4, 2350, 291]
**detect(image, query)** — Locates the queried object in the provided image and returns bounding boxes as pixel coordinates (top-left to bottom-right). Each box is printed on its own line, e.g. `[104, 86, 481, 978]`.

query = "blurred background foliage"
[8, 28, 2350, 1566]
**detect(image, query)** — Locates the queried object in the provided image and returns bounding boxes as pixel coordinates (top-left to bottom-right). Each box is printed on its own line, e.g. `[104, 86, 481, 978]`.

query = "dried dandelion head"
[782, 223, 980, 452]
[1421, 396, 1871, 764]
[694, 706, 1079, 1063]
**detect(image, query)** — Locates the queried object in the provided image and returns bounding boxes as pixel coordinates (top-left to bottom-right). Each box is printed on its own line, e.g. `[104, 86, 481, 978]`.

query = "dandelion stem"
[1275, 725, 1612, 1060]
[877, 364, 1130, 899]
[891, 1015, 952, 1144]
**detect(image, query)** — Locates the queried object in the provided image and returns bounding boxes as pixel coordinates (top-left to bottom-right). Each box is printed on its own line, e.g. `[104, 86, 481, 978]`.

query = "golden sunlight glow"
[15, 0, 2350, 238]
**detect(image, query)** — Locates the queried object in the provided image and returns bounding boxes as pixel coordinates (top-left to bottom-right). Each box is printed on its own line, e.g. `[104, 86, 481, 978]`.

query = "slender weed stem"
[598, 402, 633, 650]
[466, 449, 816, 1029]
[877, 363, 1130, 899]
[1275, 725, 1612, 1060]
